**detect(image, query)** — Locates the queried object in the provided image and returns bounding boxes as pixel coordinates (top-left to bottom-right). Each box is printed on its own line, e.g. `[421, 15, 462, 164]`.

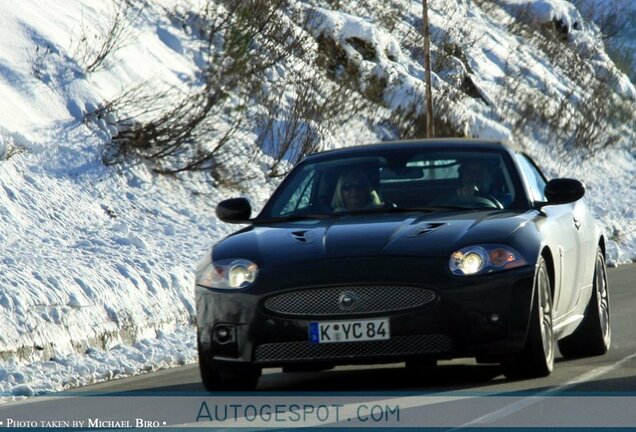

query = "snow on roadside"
[0, 0, 234, 397]
[0, 327, 195, 401]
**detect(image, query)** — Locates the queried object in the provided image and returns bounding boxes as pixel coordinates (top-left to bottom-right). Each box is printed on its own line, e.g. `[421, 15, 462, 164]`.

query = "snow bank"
[0, 0, 230, 395]
[0, 327, 195, 399]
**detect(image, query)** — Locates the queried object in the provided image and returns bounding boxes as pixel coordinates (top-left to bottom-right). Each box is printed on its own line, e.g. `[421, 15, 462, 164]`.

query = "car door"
[516, 154, 583, 319]
[571, 197, 598, 292]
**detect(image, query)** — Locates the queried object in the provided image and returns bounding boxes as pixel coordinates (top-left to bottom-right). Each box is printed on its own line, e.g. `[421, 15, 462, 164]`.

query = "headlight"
[196, 255, 258, 289]
[449, 245, 528, 276]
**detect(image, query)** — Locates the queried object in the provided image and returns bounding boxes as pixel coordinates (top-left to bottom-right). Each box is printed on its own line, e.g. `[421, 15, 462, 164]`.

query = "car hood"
[213, 210, 535, 265]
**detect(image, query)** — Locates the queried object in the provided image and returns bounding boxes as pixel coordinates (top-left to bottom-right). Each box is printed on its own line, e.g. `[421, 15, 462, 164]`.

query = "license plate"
[309, 319, 390, 344]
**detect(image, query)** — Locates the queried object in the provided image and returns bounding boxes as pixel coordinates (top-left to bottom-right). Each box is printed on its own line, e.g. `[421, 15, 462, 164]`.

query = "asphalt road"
[1, 264, 634, 428]
[76, 263, 636, 395]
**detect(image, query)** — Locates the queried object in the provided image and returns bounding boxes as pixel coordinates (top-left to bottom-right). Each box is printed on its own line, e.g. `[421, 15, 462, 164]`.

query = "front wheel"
[558, 248, 611, 358]
[502, 257, 554, 379]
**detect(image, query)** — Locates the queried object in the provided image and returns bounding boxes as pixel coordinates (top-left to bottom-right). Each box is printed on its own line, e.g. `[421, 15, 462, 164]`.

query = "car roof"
[304, 139, 516, 162]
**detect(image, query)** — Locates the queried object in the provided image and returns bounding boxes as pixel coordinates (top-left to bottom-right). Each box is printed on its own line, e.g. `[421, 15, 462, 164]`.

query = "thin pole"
[422, 0, 434, 138]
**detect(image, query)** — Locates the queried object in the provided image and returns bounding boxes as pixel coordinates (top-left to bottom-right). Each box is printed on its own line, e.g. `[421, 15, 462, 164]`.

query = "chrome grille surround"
[264, 285, 436, 316]
[254, 335, 453, 363]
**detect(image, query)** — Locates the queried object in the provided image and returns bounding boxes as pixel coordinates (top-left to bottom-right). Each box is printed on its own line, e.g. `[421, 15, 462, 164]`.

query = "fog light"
[214, 326, 232, 342]
[489, 313, 500, 323]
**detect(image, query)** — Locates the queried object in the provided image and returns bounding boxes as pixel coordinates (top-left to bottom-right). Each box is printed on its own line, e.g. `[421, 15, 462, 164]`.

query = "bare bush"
[72, 0, 138, 73]
[375, 1, 483, 106]
[569, 0, 636, 81]
[364, 0, 402, 33]
[255, 70, 369, 177]
[378, 83, 465, 140]
[323, 0, 343, 11]
[215, 0, 312, 92]
[310, 17, 470, 143]
[256, 81, 322, 177]
[497, 51, 635, 159]
[0, 136, 25, 161]
[488, 3, 636, 158]
[28, 44, 53, 82]
[471, 0, 500, 15]
[93, 82, 243, 174]
[97, 0, 316, 177]
[570, 0, 628, 41]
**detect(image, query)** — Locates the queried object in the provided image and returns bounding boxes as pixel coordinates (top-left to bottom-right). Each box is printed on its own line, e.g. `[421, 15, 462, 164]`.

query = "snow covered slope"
[573, 0, 636, 81]
[0, 0, 634, 397]
[0, 0, 245, 397]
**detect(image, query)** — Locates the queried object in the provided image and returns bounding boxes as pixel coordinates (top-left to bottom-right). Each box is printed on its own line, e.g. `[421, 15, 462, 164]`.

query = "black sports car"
[195, 139, 610, 390]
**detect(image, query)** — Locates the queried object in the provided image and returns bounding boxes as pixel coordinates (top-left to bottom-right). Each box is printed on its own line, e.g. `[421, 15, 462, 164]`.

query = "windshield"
[259, 148, 525, 220]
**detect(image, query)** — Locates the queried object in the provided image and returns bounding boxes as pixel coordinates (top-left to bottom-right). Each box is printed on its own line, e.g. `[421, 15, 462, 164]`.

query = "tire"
[558, 248, 611, 358]
[197, 338, 260, 391]
[502, 257, 554, 379]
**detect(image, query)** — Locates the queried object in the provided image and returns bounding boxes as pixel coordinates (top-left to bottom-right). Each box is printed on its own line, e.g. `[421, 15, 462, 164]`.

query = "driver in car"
[456, 159, 510, 207]
[332, 169, 383, 211]
[457, 159, 494, 197]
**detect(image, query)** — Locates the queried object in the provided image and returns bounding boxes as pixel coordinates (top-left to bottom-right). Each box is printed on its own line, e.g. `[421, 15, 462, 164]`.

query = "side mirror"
[216, 198, 252, 223]
[544, 178, 585, 205]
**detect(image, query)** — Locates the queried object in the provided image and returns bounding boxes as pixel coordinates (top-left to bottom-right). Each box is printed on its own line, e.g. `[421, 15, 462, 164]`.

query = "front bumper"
[196, 258, 536, 369]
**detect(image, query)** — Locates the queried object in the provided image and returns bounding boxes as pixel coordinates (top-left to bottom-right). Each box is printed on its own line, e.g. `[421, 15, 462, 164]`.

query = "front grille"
[264, 286, 436, 316]
[254, 335, 453, 363]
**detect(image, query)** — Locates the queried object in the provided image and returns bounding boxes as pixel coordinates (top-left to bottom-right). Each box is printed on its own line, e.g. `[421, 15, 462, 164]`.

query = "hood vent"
[290, 230, 315, 244]
[408, 223, 446, 238]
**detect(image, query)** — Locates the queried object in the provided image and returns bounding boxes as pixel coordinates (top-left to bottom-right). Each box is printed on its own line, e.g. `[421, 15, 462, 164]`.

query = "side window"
[280, 171, 316, 215]
[516, 154, 547, 202]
